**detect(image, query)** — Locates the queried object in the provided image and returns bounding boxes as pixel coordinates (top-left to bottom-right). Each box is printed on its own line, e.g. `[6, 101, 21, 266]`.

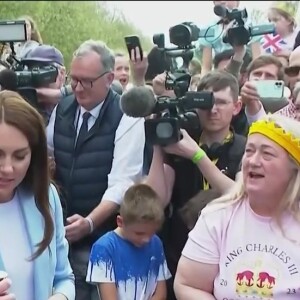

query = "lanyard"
[203, 158, 218, 190]
[199, 132, 233, 191]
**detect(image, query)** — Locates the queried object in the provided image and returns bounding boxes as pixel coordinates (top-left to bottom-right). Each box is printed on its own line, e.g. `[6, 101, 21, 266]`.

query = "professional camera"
[153, 22, 214, 73]
[144, 90, 214, 146]
[0, 20, 58, 107]
[169, 22, 200, 48]
[214, 5, 275, 46]
[139, 23, 215, 146]
[14, 63, 58, 89]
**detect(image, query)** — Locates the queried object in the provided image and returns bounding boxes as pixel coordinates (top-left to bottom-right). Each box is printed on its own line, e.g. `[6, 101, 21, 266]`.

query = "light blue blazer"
[0, 184, 75, 300]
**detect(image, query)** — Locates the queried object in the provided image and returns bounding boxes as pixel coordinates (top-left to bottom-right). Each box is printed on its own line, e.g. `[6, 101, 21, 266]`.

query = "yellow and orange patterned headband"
[248, 119, 300, 164]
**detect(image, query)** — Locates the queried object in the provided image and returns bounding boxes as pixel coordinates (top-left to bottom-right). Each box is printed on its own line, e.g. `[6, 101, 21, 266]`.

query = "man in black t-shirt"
[146, 70, 246, 300]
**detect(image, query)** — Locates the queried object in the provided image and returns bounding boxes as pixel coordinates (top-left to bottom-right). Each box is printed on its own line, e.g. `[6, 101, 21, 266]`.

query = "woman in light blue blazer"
[0, 90, 75, 300]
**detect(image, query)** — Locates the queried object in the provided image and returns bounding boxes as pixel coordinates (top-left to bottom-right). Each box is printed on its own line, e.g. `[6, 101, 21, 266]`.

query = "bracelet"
[192, 149, 206, 164]
[85, 216, 94, 233]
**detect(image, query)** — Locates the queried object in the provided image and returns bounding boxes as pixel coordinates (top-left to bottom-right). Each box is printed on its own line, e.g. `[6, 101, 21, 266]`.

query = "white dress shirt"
[47, 102, 145, 205]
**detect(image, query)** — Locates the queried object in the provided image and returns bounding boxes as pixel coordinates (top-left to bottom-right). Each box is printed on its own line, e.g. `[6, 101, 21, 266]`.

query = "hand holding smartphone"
[252, 80, 289, 113]
[124, 35, 143, 61]
[252, 80, 284, 99]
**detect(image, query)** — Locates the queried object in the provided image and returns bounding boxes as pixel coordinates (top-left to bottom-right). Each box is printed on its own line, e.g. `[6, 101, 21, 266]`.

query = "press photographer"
[136, 69, 245, 300]
[199, 1, 275, 76]
[214, 4, 274, 46]
[0, 20, 66, 124]
[19, 44, 66, 124]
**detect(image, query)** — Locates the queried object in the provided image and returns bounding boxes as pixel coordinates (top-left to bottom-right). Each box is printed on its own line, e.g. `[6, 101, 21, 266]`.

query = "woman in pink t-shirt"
[174, 114, 300, 300]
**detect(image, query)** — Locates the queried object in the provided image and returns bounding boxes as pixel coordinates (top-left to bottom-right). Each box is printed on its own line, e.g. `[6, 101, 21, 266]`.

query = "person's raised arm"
[145, 145, 175, 208]
[201, 47, 213, 77]
[225, 45, 246, 79]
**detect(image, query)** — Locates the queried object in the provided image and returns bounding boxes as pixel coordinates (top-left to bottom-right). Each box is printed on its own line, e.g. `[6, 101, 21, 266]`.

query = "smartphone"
[124, 35, 143, 61]
[253, 80, 284, 99]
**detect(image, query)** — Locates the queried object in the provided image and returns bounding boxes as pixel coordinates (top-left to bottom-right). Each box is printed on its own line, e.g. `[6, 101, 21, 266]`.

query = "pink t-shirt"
[182, 199, 300, 300]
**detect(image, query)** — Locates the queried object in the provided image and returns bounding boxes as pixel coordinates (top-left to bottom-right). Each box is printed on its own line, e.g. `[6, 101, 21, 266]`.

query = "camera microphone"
[120, 86, 157, 118]
[214, 4, 227, 18]
[0, 69, 18, 92]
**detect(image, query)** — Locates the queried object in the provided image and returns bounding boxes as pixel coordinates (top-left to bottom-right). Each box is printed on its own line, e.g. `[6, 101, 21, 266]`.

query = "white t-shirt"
[0, 193, 34, 300]
[183, 199, 300, 299]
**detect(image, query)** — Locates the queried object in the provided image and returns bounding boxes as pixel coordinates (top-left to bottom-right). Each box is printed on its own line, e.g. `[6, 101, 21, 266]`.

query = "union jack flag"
[261, 33, 287, 54]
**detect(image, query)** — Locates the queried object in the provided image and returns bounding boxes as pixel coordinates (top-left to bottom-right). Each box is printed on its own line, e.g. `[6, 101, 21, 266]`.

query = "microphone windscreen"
[120, 86, 157, 118]
[111, 80, 123, 95]
[214, 4, 227, 18]
[0, 69, 18, 91]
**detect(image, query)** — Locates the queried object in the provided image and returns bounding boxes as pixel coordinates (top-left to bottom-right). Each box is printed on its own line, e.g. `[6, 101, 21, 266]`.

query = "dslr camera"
[145, 23, 215, 146]
[214, 5, 275, 46]
[0, 20, 57, 106]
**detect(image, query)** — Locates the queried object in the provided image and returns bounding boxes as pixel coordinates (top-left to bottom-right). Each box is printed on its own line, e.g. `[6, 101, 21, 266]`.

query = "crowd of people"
[0, 1, 300, 300]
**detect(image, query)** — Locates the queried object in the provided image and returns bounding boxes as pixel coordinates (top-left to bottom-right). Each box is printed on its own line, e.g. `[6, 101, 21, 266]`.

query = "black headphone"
[200, 132, 235, 160]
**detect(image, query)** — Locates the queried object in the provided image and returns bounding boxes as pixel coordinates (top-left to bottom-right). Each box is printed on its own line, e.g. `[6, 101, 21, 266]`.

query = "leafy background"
[0, 1, 152, 68]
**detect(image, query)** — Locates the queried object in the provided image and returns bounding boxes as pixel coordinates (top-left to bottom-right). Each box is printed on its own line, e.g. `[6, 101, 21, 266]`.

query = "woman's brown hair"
[19, 15, 43, 44]
[0, 90, 53, 259]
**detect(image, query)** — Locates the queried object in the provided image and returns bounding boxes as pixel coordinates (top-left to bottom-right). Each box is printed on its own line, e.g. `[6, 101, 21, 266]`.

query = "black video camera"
[145, 88, 215, 146]
[145, 23, 215, 146]
[13, 63, 58, 109]
[13, 63, 58, 89]
[214, 5, 275, 46]
[153, 22, 215, 73]
[0, 20, 58, 107]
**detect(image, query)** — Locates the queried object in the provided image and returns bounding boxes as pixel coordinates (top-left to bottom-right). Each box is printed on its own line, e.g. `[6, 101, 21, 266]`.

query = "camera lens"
[156, 122, 173, 138]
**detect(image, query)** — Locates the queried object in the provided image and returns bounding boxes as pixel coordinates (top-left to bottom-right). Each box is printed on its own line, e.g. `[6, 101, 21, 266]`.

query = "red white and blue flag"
[261, 33, 287, 54]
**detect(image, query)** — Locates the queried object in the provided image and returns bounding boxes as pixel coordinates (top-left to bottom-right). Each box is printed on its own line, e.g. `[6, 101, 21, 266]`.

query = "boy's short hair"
[120, 184, 164, 226]
[179, 189, 221, 230]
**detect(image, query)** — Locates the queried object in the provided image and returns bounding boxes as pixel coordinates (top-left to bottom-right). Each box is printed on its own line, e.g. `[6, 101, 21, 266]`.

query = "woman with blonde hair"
[267, 1, 300, 55]
[174, 113, 300, 299]
[0, 91, 74, 300]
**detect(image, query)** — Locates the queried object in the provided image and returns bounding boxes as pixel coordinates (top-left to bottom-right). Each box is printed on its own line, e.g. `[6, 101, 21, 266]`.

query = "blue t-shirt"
[86, 231, 171, 300]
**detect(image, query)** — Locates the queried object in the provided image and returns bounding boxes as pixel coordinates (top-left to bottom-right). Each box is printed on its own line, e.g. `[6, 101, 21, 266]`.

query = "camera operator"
[146, 70, 246, 300]
[22, 44, 66, 124]
[199, 1, 261, 76]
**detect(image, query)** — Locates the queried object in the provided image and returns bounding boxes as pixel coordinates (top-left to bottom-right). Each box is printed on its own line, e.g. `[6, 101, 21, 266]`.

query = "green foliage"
[0, 1, 152, 68]
[249, 8, 267, 25]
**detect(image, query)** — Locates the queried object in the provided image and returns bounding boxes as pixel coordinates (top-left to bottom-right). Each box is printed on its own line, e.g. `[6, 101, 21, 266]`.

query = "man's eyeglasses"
[70, 71, 109, 89]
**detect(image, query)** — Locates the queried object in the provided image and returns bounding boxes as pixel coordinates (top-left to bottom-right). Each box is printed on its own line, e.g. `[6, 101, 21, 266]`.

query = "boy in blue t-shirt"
[86, 183, 171, 300]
